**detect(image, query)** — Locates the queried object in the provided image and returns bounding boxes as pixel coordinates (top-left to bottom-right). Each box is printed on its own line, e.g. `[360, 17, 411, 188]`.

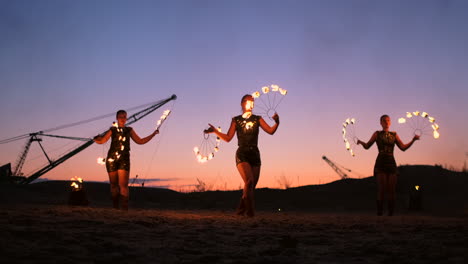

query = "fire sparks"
[194, 127, 222, 163]
[97, 157, 106, 165]
[342, 117, 358, 156]
[252, 91, 261, 98]
[156, 109, 171, 130]
[399, 110, 440, 139]
[70, 176, 84, 190]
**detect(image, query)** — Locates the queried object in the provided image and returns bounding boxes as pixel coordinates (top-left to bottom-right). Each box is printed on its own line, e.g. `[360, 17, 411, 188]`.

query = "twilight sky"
[1, 0, 467, 190]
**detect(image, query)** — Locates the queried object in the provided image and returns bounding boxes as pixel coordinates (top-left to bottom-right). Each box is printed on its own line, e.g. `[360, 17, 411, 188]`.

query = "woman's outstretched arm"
[259, 113, 279, 135]
[93, 129, 112, 144]
[357, 131, 378, 149]
[207, 119, 236, 143]
[395, 133, 419, 151]
[130, 128, 159, 145]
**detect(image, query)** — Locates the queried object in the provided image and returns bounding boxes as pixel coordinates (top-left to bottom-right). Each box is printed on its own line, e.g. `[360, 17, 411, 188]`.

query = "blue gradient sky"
[1, 0, 467, 190]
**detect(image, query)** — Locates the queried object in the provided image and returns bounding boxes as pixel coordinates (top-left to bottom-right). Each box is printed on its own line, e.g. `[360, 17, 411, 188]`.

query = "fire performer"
[357, 115, 419, 216]
[205, 94, 280, 217]
[93, 110, 159, 210]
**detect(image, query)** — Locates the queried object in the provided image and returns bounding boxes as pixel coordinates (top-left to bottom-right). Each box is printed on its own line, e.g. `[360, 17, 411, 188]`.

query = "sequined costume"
[374, 131, 397, 175]
[106, 126, 132, 172]
[233, 114, 261, 166]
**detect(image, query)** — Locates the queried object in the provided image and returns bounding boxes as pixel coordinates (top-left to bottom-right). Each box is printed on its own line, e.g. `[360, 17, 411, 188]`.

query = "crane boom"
[322, 155, 348, 180]
[20, 94, 177, 184]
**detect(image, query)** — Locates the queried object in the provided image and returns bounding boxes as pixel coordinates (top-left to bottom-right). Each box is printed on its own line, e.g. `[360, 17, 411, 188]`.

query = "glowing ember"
[345, 141, 350, 150]
[97, 157, 106, 165]
[415, 185, 420, 191]
[350, 118, 356, 124]
[433, 130, 440, 139]
[422, 112, 428, 118]
[413, 111, 420, 116]
[271, 84, 280, 91]
[432, 123, 439, 130]
[279, 88, 288, 95]
[70, 176, 84, 190]
[262, 86, 270, 94]
[428, 116, 435, 123]
[345, 118, 350, 125]
[193, 147, 199, 154]
[398, 118, 406, 124]
[406, 112, 412, 118]
[252, 91, 260, 98]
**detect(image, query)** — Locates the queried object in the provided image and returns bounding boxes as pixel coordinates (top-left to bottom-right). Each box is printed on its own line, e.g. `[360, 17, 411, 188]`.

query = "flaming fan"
[193, 127, 221, 163]
[398, 111, 440, 139]
[252, 84, 287, 120]
[342, 118, 358, 156]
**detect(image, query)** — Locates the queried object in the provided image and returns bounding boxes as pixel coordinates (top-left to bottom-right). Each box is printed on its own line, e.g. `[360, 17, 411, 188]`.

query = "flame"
[245, 121, 254, 130]
[342, 122, 347, 128]
[214, 146, 219, 152]
[345, 118, 350, 125]
[279, 88, 288, 95]
[350, 118, 356, 124]
[252, 91, 260, 98]
[342, 128, 346, 135]
[112, 122, 118, 128]
[193, 147, 199, 154]
[217, 127, 222, 132]
[208, 153, 214, 160]
[398, 118, 406, 124]
[422, 112, 428, 118]
[433, 130, 440, 139]
[121, 145, 124, 151]
[271, 84, 280, 91]
[432, 123, 439, 130]
[415, 185, 420, 191]
[156, 120, 162, 126]
[428, 116, 435, 123]
[413, 111, 420, 116]
[345, 141, 350, 150]
[108, 158, 114, 162]
[406, 112, 412, 118]
[262, 86, 270, 94]
[97, 157, 106, 165]
[122, 137, 126, 142]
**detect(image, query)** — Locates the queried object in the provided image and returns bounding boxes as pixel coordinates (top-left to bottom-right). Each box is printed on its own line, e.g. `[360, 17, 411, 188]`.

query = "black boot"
[120, 195, 129, 211]
[376, 200, 383, 216]
[388, 200, 395, 216]
[236, 197, 246, 216]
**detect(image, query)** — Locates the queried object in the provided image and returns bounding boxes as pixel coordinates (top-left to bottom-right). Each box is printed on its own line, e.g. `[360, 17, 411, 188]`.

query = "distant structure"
[322, 156, 348, 180]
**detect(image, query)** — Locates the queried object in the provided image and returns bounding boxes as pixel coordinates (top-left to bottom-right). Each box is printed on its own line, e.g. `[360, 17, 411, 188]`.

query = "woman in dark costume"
[206, 94, 279, 217]
[94, 110, 159, 210]
[357, 115, 419, 216]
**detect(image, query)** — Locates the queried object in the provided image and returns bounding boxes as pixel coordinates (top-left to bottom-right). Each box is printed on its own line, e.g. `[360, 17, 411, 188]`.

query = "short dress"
[374, 131, 398, 175]
[233, 114, 261, 167]
[105, 126, 132, 172]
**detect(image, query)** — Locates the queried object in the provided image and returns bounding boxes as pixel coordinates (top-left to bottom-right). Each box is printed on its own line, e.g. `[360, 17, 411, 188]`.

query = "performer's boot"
[120, 195, 129, 211]
[388, 200, 395, 216]
[111, 191, 120, 209]
[376, 200, 383, 216]
[236, 197, 246, 216]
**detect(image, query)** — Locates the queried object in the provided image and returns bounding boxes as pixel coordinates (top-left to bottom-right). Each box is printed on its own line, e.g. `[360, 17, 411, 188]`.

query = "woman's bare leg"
[237, 162, 255, 216]
[376, 173, 387, 215]
[387, 173, 397, 216]
[108, 171, 120, 209]
[118, 169, 130, 210]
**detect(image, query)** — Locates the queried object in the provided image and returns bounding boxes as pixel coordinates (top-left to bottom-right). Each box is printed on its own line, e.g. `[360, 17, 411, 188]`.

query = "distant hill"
[1, 165, 467, 216]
